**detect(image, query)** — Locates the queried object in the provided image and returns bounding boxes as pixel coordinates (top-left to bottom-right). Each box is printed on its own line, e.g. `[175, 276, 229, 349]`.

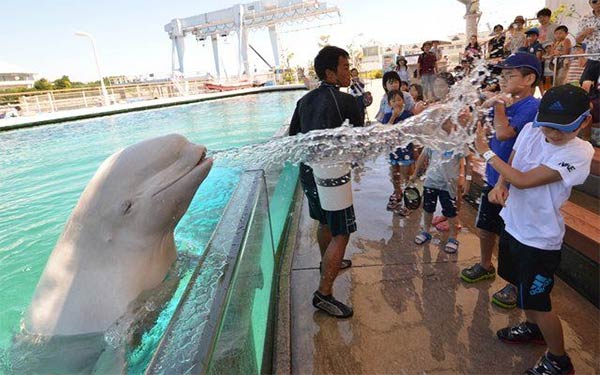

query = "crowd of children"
[295, 3, 598, 374]
[372, 51, 593, 375]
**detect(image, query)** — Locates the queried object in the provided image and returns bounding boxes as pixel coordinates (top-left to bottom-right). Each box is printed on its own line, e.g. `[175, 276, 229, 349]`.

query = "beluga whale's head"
[26, 133, 213, 337]
[82, 133, 213, 241]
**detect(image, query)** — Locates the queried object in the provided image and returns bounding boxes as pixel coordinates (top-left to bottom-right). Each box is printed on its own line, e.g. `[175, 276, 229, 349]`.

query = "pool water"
[0, 90, 304, 370]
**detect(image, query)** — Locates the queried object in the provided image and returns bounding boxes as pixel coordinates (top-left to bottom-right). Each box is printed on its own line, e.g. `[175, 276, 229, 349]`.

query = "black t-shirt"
[289, 82, 364, 136]
[488, 36, 505, 58]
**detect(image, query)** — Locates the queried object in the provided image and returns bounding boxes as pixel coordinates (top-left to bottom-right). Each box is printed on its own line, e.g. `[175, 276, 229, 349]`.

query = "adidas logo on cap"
[548, 101, 566, 112]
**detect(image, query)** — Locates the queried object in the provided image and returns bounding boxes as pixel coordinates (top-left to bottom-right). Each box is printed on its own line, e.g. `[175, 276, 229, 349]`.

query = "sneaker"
[312, 291, 353, 318]
[492, 283, 518, 309]
[497, 321, 546, 345]
[526, 353, 574, 375]
[461, 263, 496, 283]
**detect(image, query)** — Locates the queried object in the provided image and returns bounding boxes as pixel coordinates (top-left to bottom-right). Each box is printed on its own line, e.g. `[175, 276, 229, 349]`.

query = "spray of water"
[210, 61, 492, 169]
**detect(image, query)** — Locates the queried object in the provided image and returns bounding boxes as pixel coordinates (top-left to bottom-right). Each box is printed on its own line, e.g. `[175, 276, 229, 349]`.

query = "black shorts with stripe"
[498, 230, 562, 312]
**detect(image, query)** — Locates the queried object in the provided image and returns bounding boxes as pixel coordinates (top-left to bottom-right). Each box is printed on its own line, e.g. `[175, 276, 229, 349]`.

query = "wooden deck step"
[569, 189, 600, 216]
[560, 201, 600, 263]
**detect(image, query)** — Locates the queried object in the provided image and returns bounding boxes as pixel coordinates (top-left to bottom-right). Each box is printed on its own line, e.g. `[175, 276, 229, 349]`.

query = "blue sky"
[2, 0, 544, 82]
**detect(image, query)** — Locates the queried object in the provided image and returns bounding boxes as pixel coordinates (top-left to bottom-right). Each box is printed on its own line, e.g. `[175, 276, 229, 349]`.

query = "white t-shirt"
[500, 122, 594, 250]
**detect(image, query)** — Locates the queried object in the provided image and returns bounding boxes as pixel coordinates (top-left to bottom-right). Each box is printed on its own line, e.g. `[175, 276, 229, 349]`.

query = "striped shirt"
[565, 58, 586, 83]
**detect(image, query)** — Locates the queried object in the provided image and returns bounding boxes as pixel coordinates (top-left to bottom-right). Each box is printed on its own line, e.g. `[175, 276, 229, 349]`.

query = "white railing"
[547, 52, 600, 87]
[0, 72, 300, 117]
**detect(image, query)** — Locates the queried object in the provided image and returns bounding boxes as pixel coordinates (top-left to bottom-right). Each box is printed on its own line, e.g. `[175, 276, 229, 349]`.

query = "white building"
[360, 45, 383, 72]
[0, 62, 36, 89]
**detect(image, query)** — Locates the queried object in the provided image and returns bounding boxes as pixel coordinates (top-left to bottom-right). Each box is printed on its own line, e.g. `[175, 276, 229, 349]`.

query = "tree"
[34, 78, 52, 90]
[346, 42, 363, 71]
[53, 75, 72, 90]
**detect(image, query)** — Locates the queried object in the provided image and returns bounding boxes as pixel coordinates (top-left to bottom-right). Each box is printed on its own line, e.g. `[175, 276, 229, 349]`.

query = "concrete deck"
[280, 157, 599, 374]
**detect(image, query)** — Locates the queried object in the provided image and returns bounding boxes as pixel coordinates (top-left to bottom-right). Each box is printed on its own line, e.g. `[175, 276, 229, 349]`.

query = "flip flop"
[444, 238, 459, 254]
[414, 231, 432, 245]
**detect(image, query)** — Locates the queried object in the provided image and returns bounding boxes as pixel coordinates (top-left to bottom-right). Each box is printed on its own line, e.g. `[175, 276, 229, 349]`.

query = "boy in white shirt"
[475, 85, 594, 375]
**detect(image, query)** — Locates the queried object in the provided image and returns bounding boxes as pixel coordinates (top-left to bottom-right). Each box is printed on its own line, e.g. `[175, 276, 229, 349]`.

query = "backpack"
[363, 91, 373, 107]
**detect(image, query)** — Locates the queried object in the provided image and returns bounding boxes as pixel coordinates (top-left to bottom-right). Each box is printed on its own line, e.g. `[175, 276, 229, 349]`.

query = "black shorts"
[592, 97, 600, 123]
[580, 59, 600, 85]
[475, 184, 504, 234]
[498, 230, 562, 312]
[422, 187, 457, 218]
[299, 163, 357, 236]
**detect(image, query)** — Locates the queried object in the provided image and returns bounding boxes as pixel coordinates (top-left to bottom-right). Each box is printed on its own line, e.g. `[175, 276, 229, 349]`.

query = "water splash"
[210, 61, 492, 169]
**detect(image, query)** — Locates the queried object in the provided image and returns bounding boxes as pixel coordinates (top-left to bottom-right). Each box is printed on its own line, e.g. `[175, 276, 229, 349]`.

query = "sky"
[1, 0, 545, 82]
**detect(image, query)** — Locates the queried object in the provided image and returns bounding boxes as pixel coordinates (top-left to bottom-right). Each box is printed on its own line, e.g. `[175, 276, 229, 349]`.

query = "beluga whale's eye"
[121, 200, 133, 215]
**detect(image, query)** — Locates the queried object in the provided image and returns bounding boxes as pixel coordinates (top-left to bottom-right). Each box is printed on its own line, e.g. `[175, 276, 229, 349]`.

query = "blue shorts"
[389, 143, 414, 166]
[422, 187, 457, 218]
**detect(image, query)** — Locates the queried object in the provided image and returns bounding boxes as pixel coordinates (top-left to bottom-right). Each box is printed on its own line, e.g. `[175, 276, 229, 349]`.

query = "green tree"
[53, 75, 72, 90]
[34, 78, 52, 90]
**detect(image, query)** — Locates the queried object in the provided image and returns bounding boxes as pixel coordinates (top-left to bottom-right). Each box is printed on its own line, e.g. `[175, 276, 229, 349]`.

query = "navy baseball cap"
[525, 27, 540, 35]
[495, 52, 542, 78]
[532, 85, 591, 132]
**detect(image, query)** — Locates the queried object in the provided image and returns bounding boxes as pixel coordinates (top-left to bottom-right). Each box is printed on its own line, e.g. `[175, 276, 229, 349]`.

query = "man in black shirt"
[289, 46, 363, 318]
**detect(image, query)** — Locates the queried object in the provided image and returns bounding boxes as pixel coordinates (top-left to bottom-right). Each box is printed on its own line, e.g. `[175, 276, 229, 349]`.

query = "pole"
[75, 31, 110, 106]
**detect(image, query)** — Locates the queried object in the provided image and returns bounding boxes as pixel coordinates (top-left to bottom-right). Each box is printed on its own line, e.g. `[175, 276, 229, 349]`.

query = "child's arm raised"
[491, 98, 517, 141]
[460, 153, 473, 196]
[489, 155, 512, 206]
[475, 123, 561, 189]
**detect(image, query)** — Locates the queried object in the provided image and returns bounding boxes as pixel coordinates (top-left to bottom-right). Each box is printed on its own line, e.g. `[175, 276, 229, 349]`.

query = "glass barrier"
[207, 171, 275, 374]
[146, 164, 299, 374]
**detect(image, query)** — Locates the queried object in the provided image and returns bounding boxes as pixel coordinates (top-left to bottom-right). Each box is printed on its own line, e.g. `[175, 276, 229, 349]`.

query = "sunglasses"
[592, 0, 599, 4]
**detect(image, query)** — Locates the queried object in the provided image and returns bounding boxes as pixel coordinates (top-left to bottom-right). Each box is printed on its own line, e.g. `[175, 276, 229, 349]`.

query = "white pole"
[75, 31, 110, 106]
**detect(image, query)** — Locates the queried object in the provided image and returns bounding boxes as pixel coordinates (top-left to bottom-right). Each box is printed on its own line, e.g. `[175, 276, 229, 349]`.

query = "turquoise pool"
[0, 90, 305, 371]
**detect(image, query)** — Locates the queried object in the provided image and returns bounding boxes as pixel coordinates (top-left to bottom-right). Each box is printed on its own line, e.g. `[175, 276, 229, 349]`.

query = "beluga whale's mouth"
[152, 148, 211, 198]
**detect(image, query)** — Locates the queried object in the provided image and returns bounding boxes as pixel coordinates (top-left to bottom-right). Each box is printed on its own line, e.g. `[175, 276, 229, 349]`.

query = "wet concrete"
[285, 157, 600, 375]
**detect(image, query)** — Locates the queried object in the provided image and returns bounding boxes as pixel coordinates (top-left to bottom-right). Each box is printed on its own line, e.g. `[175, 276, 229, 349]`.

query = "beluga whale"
[11, 134, 213, 373]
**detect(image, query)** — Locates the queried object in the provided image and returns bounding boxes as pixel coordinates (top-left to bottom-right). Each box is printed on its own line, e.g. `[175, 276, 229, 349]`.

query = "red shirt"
[418, 52, 437, 74]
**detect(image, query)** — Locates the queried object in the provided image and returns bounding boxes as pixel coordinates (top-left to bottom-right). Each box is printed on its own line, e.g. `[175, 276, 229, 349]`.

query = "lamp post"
[75, 31, 110, 106]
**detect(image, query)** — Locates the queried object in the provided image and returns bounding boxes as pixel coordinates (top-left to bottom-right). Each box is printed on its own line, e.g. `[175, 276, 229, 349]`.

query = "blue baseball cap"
[525, 27, 540, 35]
[495, 52, 542, 78]
[532, 85, 591, 132]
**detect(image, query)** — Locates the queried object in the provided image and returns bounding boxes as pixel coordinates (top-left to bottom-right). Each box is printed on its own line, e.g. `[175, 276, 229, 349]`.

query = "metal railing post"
[548, 52, 600, 87]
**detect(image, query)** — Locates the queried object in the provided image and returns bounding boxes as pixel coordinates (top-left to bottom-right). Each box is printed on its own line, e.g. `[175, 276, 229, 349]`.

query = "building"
[360, 45, 384, 72]
[0, 62, 36, 89]
[398, 31, 491, 68]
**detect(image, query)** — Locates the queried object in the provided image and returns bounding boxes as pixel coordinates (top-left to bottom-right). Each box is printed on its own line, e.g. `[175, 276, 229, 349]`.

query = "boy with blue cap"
[475, 84, 594, 375]
[461, 53, 541, 309]
[520, 28, 545, 61]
